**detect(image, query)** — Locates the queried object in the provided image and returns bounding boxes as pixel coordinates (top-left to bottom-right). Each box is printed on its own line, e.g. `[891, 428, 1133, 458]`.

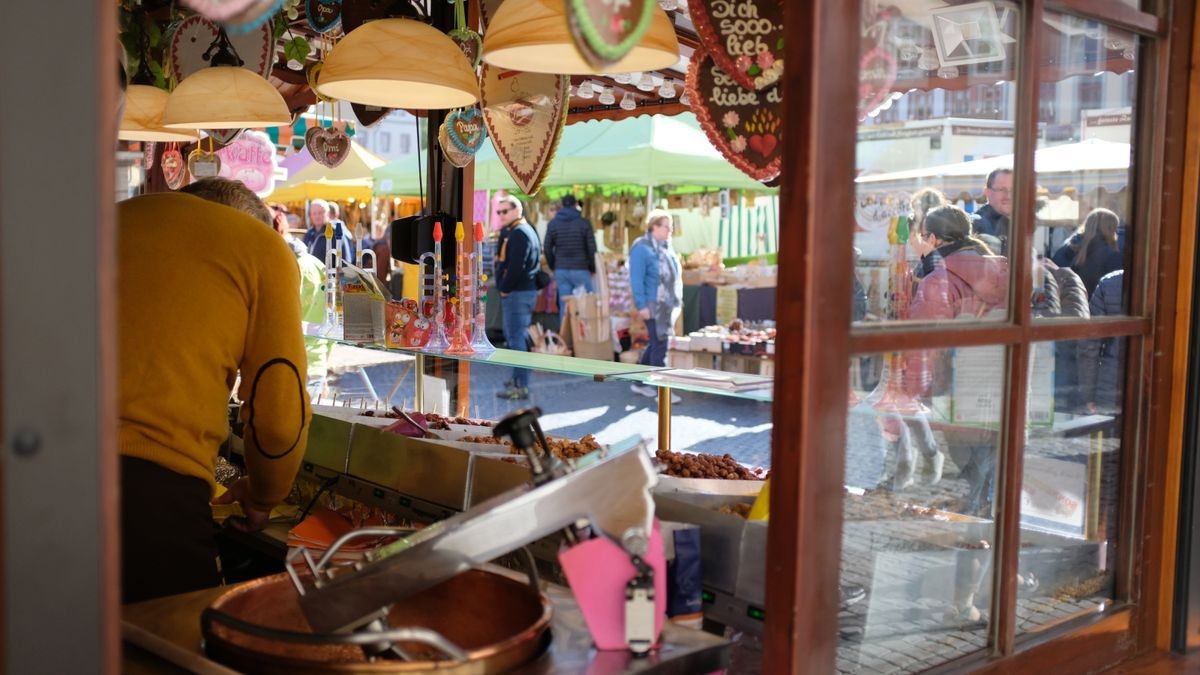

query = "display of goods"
[483, 434, 603, 461]
[716, 502, 753, 519]
[654, 449, 766, 480]
[843, 489, 952, 522]
[425, 413, 497, 430]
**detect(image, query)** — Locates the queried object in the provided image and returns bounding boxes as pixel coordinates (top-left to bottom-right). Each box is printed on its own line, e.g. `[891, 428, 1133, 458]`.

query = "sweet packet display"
[340, 263, 389, 343]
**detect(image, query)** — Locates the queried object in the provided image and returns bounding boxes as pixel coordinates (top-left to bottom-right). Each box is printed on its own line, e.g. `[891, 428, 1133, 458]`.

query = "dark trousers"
[121, 456, 222, 603]
[640, 319, 668, 367]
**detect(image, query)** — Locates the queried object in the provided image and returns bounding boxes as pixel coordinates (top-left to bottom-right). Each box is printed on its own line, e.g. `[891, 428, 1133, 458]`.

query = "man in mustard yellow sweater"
[118, 190, 310, 602]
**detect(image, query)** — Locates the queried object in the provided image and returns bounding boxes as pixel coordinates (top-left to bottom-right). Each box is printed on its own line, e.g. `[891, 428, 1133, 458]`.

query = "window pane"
[1017, 338, 1125, 635]
[1032, 15, 1137, 319]
[854, 1, 1021, 328]
[840, 347, 1005, 671]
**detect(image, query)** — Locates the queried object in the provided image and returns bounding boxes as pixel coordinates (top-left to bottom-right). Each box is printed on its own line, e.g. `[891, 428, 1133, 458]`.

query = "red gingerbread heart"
[688, 0, 784, 91]
[686, 50, 782, 183]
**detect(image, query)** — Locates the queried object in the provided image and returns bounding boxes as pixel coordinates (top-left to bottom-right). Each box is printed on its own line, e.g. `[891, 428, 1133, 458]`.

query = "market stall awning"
[475, 113, 776, 194]
[855, 138, 1132, 199]
[267, 141, 387, 203]
[372, 113, 776, 197]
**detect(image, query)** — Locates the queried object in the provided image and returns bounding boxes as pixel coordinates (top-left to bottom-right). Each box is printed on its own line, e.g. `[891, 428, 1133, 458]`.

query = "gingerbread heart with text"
[686, 49, 782, 182]
[187, 148, 223, 180]
[688, 0, 784, 91]
[306, 126, 351, 168]
[162, 147, 188, 190]
[306, 0, 342, 33]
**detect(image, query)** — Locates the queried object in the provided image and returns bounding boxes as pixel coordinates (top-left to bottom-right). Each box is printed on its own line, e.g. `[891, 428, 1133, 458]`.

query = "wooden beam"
[762, 1, 858, 672]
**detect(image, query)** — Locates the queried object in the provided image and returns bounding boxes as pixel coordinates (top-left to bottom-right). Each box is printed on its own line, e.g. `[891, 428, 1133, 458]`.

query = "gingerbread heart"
[143, 141, 157, 171]
[686, 50, 782, 182]
[480, 64, 568, 196]
[565, 0, 654, 69]
[449, 27, 483, 68]
[858, 46, 897, 122]
[187, 148, 223, 179]
[306, 0, 342, 33]
[439, 119, 475, 168]
[446, 107, 487, 154]
[162, 147, 187, 190]
[688, 0, 784, 91]
[305, 126, 351, 168]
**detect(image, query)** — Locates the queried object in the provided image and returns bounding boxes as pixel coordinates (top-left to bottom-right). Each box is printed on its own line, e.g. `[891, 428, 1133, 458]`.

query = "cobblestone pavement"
[326, 347, 1116, 673]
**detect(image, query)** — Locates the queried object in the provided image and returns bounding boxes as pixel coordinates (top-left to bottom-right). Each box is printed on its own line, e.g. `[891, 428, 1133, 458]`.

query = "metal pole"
[657, 387, 672, 451]
[414, 352, 425, 412]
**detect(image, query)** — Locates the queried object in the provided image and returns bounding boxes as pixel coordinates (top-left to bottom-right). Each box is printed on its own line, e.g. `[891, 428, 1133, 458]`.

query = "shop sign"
[686, 50, 782, 183]
[480, 64, 568, 196]
[950, 124, 1014, 137]
[1083, 109, 1133, 128]
[565, 0, 655, 69]
[306, 0, 342, 33]
[688, 0, 784, 91]
[217, 129, 278, 196]
[857, 126, 942, 142]
[306, 126, 351, 168]
[169, 15, 274, 82]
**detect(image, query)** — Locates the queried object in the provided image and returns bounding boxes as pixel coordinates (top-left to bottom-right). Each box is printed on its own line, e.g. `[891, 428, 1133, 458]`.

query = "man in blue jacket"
[494, 195, 541, 400]
[544, 194, 597, 317]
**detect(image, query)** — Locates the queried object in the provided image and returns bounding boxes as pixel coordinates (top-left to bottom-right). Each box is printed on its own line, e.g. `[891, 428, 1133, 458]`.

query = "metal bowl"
[201, 568, 552, 674]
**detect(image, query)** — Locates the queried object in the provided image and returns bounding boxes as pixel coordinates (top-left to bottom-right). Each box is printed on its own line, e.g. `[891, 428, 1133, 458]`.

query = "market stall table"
[122, 565, 731, 674]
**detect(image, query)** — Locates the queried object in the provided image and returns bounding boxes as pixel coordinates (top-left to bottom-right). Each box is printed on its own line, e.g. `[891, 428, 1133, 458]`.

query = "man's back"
[545, 207, 596, 272]
[118, 193, 309, 503]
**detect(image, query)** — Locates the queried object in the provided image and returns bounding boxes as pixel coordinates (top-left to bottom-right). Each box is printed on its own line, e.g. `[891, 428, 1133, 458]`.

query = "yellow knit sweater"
[118, 193, 311, 510]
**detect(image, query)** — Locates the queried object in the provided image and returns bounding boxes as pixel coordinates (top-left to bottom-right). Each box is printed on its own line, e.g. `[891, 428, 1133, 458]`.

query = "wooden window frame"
[765, 0, 1192, 671]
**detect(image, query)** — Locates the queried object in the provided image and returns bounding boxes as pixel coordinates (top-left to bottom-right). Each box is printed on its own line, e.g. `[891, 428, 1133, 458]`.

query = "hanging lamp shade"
[315, 19, 479, 109]
[162, 66, 291, 129]
[119, 85, 200, 142]
[482, 0, 679, 74]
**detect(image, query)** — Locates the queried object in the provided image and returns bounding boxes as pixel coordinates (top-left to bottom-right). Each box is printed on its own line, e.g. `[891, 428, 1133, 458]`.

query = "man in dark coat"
[494, 195, 541, 400]
[544, 194, 597, 317]
[971, 168, 1013, 255]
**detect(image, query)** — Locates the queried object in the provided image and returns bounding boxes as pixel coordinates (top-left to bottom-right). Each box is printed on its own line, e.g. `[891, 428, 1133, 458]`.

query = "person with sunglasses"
[494, 195, 541, 400]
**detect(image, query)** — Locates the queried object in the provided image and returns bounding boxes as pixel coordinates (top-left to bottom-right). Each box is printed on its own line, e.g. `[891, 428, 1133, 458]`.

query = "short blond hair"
[181, 177, 272, 226]
[645, 208, 672, 232]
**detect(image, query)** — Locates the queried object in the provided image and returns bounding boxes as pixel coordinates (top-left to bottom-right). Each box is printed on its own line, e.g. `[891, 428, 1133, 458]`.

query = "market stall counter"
[122, 563, 730, 674]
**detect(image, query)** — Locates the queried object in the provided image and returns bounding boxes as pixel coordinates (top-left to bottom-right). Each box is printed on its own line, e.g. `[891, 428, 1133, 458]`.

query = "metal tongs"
[286, 408, 659, 646]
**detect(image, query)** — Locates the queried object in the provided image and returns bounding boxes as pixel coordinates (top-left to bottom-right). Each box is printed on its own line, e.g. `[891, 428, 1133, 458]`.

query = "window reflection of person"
[971, 168, 1013, 255]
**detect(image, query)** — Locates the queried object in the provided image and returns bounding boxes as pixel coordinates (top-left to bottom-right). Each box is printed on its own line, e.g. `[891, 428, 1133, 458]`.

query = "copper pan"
[201, 569, 552, 674]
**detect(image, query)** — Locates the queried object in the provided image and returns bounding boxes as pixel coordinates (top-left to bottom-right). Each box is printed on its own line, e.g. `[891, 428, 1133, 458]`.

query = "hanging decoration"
[565, 0, 655, 69]
[445, 107, 487, 155]
[858, 21, 897, 122]
[687, 0, 784, 91]
[188, 138, 224, 180]
[162, 144, 188, 190]
[306, 0, 342, 33]
[479, 64, 569, 196]
[143, 141, 157, 171]
[439, 120, 475, 168]
[305, 99, 351, 167]
[448, 0, 483, 68]
[217, 129, 279, 196]
[686, 49, 782, 183]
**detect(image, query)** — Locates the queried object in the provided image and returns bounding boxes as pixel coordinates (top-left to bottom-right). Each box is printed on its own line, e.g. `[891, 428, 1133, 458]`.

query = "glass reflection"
[1017, 339, 1125, 634]
[840, 347, 1004, 671]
